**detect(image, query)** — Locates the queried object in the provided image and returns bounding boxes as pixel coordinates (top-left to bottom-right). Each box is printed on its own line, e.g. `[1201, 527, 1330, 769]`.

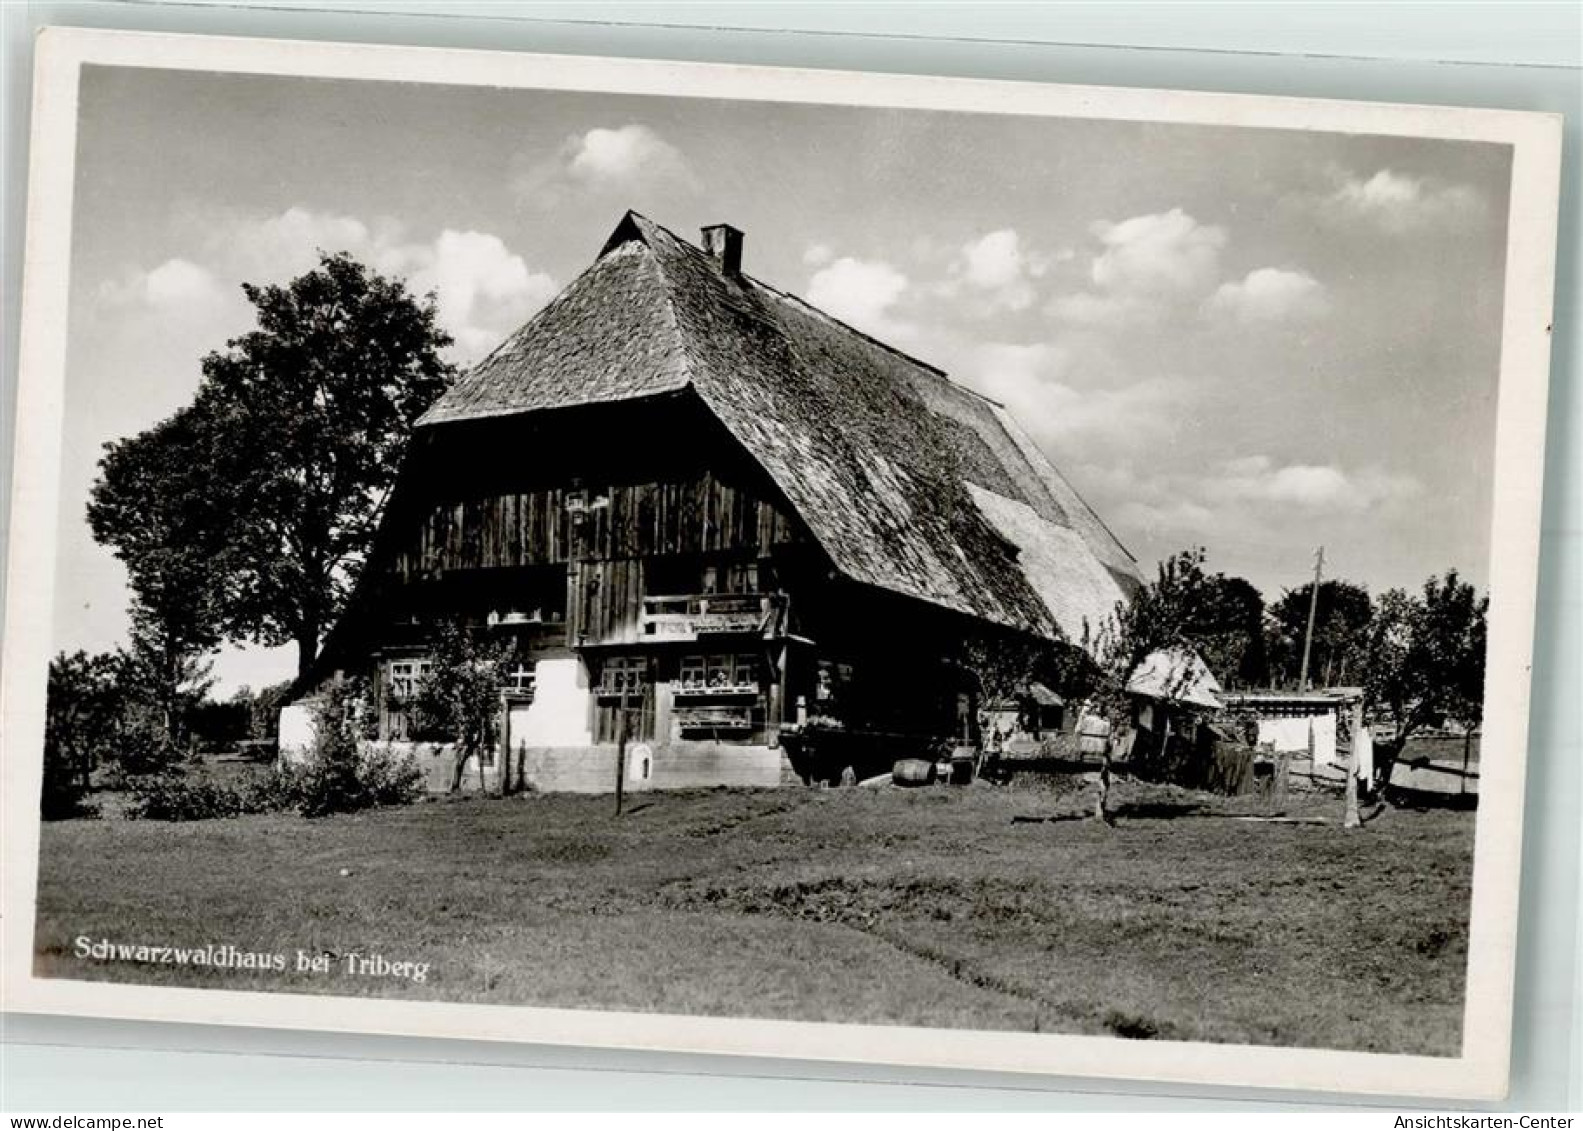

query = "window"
[674, 653, 760, 698]
[387, 659, 432, 701]
[596, 656, 647, 697]
[503, 663, 535, 694]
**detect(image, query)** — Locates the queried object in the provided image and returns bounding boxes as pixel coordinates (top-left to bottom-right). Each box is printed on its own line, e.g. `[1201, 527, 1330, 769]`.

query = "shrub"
[120, 752, 421, 822]
[124, 774, 244, 821]
[290, 681, 424, 817]
[116, 681, 422, 822]
[232, 765, 303, 814]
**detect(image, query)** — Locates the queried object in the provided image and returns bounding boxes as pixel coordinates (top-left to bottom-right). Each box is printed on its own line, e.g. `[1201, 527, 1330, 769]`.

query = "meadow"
[33, 773, 1474, 1054]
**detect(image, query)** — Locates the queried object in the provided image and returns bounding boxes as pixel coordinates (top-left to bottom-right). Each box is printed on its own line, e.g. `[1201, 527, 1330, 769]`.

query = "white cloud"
[222, 207, 375, 280]
[1319, 168, 1482, 233]
[1091, 209, 1226, 296]
[1049, 208, 1227, 326]
[100, 257, 225, 313]
[959, 340, 1190, 463]
[113, 207, 556, 366]
[1113, 498, 1218, 536]
[1206, 267, 1328, 324]
[806, 256, 911, 339]
[949, 228, 1047, 313]
[563, 124, 694, 189]
[397, 229, 559, 360]
[1206, 454, 1420, 513]
[515, 123, 696, 208]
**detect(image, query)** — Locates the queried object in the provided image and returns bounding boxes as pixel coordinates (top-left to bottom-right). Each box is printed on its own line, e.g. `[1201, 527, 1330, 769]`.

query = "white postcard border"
[0, 26, 1563, 1102]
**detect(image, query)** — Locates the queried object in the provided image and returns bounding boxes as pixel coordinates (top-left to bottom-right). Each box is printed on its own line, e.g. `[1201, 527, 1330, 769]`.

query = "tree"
[42, 651, 124, 817]
[1078, 549, 1255, 819]
[1361, 570, 1487, 782]
[206, 254, 455, 678]
[1195, 575, 1269, 690]
[1084, 549, 1264, 710]
[88, 252, 455, 684]
[119, 607, 216, 760]
[961, 630, 1088, 741]
[414, 621, 510, 794]
[1268, 580, 1374, 689]
[88, 399, 233, 748]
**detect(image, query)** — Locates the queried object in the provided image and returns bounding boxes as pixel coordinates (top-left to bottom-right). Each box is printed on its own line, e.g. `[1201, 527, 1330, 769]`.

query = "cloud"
[806, 256, 911, 339]
[516, 123, 696, 207]
[99, 257, 225, 313]
[112, 206, 556, 365]
[947, 228, 1047, 313]
[565, 124, 694, 188]
[1072, 453, 1424, 576]
[221, 207, 375, 280]
[394, 229, 559, 359]
[1049, 208, 1226, 326]
[1206, 267, 1328, 324]
[1317, 168, 1483, 233]
[1206, 454, 1421, 513]
[959, 340, 1191, 463]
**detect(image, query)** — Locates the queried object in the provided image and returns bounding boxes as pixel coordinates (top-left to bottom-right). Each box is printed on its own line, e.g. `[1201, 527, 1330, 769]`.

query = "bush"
[125, 774, 244, 821]
[116, 681, 421, 821]
[288, 745, 423, 818]
[288, 681, 424, 817]
[233, 765, 303, 814]
[120, 750, 422, 822]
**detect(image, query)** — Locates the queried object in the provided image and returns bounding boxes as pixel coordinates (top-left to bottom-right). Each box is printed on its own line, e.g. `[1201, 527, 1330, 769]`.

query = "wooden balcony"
[640, 593, 782, 642]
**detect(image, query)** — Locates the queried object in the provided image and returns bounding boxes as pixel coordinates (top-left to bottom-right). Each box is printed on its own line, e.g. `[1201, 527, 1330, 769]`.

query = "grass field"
[32, 774, 1474, 1054]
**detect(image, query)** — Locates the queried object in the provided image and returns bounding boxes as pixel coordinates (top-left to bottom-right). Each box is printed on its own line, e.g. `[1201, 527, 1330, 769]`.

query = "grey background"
[1, 0, 1578, 1113]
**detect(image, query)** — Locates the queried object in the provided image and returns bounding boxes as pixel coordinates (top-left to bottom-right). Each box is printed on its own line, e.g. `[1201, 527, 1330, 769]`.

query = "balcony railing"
[640, 593, 782, 641]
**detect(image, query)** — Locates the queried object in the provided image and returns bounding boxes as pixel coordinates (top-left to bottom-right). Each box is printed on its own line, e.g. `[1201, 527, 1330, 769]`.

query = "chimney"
[700, 223, 744, 276]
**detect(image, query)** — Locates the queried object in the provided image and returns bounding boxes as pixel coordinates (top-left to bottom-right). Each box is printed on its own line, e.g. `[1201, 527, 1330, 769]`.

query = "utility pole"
[1298, 545, 1325, 692]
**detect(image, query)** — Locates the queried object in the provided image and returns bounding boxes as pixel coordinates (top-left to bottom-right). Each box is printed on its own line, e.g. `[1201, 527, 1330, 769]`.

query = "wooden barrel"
[892, 758, 935, 787]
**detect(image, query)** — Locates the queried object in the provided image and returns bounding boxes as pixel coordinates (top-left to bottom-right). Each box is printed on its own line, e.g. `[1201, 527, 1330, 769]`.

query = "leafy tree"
[1267, 580, 1374, 689]
[1083, 549, 1264, 711]
[1195, 575, 1269, 690]
[204, 254, 454, 678]
[1078, 549, 1257, 818]
[1361, 570, 1487, 780]
[42, 650, 123, 817]
[961, 630, 1089, 743]
[88, 399, 233, 747]
[414, 621, 510, 794]
[119, 608, 215, 761]
[88, 252, 455, 684]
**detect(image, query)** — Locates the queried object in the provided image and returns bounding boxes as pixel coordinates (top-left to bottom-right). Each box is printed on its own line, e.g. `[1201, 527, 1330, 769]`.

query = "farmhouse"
[302, 212, 1141, 791]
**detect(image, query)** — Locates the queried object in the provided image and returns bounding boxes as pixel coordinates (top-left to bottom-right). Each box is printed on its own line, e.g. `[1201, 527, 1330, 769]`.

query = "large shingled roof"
[420, 212, 1140, 643]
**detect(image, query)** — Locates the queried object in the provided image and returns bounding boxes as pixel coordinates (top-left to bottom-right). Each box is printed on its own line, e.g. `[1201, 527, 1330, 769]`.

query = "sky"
[55, 65, 1513, 694]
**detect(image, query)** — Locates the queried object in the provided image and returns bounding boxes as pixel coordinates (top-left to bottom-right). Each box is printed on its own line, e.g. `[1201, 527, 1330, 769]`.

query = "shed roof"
[420, 212, 1140, 643]
[1126, 647, 1225, 711]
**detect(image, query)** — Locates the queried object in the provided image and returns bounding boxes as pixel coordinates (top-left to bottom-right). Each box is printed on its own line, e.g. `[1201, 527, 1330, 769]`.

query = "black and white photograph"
[0, 26, 1563, 1101]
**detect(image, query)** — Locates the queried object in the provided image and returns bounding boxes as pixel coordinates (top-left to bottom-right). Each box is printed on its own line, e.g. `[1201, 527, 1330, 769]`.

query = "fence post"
[614, 682, 628, 817]
[1343, 698, 1363, 829]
